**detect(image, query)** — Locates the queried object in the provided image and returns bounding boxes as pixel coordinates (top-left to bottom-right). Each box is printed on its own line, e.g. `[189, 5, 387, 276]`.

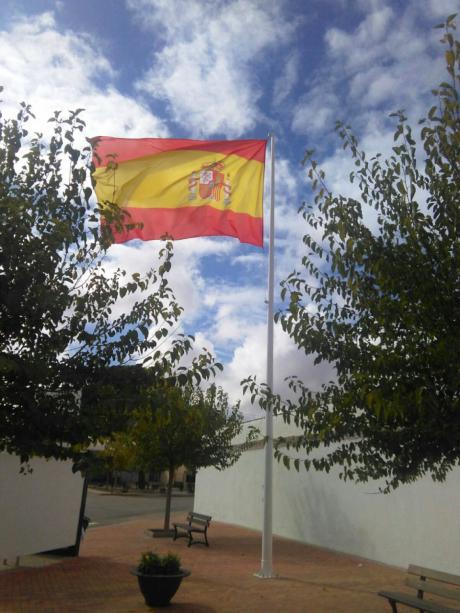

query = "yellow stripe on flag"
[93, 150, 264, 217]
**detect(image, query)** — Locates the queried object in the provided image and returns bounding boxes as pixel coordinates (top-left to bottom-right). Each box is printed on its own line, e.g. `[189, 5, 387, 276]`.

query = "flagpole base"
[254, 565, 276, 579]
[254, 571, 276, 579]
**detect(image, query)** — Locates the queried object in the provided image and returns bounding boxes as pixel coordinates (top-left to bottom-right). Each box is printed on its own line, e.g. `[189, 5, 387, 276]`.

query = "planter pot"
[131, 568, 190, 607]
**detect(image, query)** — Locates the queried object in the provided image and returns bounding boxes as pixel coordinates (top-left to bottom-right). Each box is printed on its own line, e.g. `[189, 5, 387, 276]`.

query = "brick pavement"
[0, 511, 407, 612]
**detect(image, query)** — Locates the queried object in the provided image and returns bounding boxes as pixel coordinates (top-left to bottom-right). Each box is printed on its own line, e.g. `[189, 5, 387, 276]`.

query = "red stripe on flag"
[105, 205, 263, 248]
[91, 137, 267, 167]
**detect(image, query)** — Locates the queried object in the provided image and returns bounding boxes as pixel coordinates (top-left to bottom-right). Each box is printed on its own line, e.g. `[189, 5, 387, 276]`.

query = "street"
[85, 488, 194, 526]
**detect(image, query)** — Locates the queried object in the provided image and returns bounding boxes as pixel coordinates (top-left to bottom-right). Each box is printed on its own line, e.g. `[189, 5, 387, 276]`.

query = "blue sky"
[1, 0, 458, 416]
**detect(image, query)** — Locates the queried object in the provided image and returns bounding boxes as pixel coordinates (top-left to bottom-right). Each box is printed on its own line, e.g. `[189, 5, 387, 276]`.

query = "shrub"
[137, 552, 181, 575]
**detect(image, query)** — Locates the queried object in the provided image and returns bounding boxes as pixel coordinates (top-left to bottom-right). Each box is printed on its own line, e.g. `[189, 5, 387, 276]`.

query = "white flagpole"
[256, 132, 275, 579]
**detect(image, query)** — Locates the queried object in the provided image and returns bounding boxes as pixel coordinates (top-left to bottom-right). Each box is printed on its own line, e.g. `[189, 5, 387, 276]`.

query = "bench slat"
[379, 591, 460, 613]
[191, 513, 211, 521]
[406, 577, 460, 602]
[409, 566, 460, 588]
[189, 527, 206, 532]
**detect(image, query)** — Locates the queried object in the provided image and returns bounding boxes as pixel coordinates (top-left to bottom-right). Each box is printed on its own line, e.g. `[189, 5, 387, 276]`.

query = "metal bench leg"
[187, 531, 193, 547]
[388, 599, 398, 613]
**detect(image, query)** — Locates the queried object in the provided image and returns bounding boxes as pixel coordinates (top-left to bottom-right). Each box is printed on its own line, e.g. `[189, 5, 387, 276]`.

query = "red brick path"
[0, 511, 406, 612]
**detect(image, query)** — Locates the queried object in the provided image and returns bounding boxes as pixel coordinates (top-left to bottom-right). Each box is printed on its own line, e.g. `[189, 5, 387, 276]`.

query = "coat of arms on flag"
[188, 161, 231, 205]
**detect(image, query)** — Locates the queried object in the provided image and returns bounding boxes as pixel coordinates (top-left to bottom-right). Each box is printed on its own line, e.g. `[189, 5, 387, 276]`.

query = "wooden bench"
[173, 512, 211, 547]
[379, 565, 460, 612]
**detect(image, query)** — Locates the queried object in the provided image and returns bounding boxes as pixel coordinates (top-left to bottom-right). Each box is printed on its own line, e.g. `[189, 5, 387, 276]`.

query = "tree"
[106, 378, 243, 530]
[245, 15, 460, 491]
[0, 95, 184, 463]
[99, 430, 138, 491]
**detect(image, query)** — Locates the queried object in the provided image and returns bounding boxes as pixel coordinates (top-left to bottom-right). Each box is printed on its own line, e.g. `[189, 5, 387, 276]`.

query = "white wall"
[195, 417, 460, 574]
[0, 453, 85, 561]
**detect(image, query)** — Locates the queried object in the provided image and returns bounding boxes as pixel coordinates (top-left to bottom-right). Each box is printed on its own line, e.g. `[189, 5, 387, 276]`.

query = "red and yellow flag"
[91, 137, 267, 247]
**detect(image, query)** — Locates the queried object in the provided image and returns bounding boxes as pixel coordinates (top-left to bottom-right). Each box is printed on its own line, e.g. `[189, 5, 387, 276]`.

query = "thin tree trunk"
[163, 465, 175, 530]
[138, 470, 146, 490]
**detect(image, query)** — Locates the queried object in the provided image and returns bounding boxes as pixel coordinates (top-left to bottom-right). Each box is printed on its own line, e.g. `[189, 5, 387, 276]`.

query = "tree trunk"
[108, 469, 115, 493]
[163, 465, 175, 530]
[138, 470, 146, 490]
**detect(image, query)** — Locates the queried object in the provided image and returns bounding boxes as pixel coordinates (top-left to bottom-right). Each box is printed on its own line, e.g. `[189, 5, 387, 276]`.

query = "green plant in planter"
[132, 551, 190, 607]
[138, 552, 181, 575]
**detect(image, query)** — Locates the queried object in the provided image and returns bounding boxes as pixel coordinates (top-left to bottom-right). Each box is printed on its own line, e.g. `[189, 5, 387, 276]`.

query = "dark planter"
[131, 568, 190, 607]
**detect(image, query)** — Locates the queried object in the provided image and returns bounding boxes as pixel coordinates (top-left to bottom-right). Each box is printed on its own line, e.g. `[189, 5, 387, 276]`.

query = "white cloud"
[290, 0, 458, 151]
[103, 236, 237, 327]
[273, 53, 299, 107]
[292, 87, 339, 136]
[424, 0, 460, 18]
[325, 6, 394, 71]
[264, 156, 308, 281]
[202, 283, 266, 344]
[322, 2, 451, 121]
[215, 322, 335, 418]
[0, 12, 167, 138]
[128, 0, 297, 137]
[231, 253, 265, 268]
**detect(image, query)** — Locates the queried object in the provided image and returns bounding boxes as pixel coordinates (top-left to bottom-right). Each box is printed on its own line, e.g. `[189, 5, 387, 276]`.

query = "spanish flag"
[91, 137, 267, 247]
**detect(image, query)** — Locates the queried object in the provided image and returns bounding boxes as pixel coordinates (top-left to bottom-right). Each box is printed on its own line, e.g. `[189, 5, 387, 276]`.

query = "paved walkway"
[0, 511, 406, 612]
